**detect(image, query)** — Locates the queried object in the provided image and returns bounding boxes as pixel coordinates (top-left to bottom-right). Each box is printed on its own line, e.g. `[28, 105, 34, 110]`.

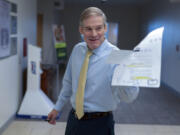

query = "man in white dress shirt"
[47, 7, 139, 135]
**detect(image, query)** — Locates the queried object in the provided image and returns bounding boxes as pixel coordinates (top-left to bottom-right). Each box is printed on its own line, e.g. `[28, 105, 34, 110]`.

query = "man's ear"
[104, 24, 107, 33]
[79, 26, 83, 34]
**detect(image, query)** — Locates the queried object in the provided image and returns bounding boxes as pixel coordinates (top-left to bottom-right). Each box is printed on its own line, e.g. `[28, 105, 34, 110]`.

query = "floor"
[2, 120, 180, 135]
[58, 84, 180, 125]
[2, 76, 180, 134]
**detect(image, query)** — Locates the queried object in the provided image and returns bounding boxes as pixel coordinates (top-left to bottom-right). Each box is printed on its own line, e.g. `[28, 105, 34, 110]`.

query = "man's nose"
[91, 29, 97, 36]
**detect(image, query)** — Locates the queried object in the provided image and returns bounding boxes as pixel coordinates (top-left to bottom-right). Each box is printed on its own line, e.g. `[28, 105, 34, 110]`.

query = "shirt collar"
[90, 39, 108, 56]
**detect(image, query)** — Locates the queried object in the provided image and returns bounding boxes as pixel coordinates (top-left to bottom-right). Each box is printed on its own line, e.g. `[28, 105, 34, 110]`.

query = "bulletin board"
[0, 0, 18, 59]
[0, 0, 10, 58]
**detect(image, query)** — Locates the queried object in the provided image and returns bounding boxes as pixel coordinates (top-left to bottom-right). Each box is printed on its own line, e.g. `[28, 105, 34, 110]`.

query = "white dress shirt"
[54, 39, 139, 112]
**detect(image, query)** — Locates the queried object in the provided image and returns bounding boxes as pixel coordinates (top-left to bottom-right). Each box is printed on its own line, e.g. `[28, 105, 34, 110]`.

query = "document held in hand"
[108, 27, 164, 88]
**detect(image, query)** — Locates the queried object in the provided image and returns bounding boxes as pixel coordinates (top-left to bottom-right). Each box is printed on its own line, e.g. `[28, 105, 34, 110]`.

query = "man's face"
[79, 15, 107, 50]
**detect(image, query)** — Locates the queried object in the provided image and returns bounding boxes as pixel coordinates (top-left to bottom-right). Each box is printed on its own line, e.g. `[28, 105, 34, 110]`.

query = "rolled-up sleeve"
[54, 55, 72, 112]
[113, 86, 139, 103]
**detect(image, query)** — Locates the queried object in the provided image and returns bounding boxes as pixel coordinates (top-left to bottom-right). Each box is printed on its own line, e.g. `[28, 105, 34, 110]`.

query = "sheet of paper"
[108, 27, 164, 88]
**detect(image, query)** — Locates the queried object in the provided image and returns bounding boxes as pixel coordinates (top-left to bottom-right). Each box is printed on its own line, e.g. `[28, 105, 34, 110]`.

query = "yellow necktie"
[76, 49, 92, 119]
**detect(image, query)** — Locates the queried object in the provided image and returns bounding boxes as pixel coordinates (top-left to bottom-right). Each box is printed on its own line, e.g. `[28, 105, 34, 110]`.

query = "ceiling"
[65, 0, 153, 6]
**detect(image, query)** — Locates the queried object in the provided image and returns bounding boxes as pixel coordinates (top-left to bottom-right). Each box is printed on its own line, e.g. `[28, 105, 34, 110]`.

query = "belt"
[72, 109, 112, 120]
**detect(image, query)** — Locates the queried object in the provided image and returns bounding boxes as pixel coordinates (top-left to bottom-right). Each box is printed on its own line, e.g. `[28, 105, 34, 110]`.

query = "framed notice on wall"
[10, 1, 18, 56]
[0, 0, 11, 58]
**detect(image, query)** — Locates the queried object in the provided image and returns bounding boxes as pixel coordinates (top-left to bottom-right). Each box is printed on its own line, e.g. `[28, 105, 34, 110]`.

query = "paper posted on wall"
[107, 27, 164, 88]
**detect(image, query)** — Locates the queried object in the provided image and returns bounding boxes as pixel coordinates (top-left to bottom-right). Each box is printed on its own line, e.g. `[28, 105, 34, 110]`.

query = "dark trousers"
[65, 109, 115, 135]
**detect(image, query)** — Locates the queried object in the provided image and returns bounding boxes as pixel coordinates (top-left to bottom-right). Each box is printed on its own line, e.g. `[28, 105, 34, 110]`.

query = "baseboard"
[161, 81, 180, 98]
[0, 115, 15, 134]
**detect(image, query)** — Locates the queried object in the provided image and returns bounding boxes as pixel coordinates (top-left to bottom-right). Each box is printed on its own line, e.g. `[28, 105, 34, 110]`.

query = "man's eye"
[96, 27, 102, 31]
[85, 28, 92, 31]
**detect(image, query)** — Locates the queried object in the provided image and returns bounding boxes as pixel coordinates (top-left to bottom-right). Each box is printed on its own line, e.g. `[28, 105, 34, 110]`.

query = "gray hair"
[79, 7, 107, 27]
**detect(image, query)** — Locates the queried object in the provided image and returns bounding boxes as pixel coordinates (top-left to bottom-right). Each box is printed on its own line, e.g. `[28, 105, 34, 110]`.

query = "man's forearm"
[115, 86, 139, 103]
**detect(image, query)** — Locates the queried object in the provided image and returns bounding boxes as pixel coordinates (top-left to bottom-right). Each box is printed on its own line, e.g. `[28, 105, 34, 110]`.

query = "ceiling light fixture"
[101, 0, 107, 4]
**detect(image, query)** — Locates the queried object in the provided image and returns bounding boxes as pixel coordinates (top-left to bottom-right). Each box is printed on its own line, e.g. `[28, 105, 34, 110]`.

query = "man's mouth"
[89, 38, 98, 41]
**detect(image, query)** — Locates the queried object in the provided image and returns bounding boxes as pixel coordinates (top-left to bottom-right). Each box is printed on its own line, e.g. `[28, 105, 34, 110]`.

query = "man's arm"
[113, 86, 139, 103]
[110, 62, 140, 103]
[47, 52, 73, 124]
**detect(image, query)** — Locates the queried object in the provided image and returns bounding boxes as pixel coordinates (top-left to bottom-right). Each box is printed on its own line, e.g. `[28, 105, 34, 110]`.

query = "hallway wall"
[140, 0, 180, 93]
[0, 0, 37, 130]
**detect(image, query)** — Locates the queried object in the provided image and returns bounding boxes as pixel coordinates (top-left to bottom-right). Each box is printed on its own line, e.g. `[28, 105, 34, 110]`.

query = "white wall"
[0, 0, 37, 129]
[0, 56, 19, 128]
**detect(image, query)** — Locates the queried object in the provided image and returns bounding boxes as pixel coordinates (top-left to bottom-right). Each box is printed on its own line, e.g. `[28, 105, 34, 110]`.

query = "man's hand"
[47, 109, 59, 125]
